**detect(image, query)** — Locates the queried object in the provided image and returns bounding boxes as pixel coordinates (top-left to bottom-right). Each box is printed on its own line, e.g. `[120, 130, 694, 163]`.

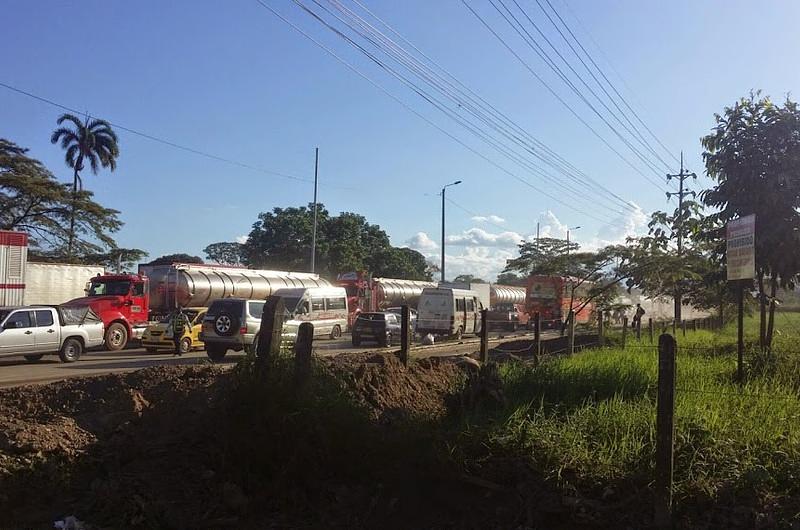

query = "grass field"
[457, 312, 800, 522]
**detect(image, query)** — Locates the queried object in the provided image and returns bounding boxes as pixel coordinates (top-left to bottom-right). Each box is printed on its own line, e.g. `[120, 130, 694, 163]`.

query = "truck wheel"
[105, 323, 128, 351]
[329, 325, 342, 340]
[24, 354, 44, 363]
[206, 345, 227, 362]
[214, 312, 239, 337]
[59, 338, 83, 363]
[180, 337, 192, 354]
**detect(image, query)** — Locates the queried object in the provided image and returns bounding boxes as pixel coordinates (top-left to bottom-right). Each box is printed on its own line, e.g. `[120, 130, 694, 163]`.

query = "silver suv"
[200, 298, 265, 361]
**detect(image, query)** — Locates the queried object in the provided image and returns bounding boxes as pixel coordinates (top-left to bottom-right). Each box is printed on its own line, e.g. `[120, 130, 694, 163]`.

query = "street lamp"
[566, 225, 581, 261]
[441, 180, 462, 282]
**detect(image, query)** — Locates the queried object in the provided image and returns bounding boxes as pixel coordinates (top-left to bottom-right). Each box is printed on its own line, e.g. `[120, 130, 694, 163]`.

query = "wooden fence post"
[400, 305, 411, 367]
[648, 318, 654, 344]
[622, 317, 628, 349]
[293, 322, 314, 387]
[257, 295, 287, 364]
[480, 308, 489, 363]
[567, 310, 576, 354]
[533, 311, 541, 363]
[598, 310, 605, 347]
[692, 319, 697, 332]
[681, 319, 686, 337]
[655, 333, 677, 528]
[635, 316, 642, 341]
[672, 319, 677, 336]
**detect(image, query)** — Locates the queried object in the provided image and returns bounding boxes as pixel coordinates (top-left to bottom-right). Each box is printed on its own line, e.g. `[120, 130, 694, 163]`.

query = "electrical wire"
[0, 80, 354, 189]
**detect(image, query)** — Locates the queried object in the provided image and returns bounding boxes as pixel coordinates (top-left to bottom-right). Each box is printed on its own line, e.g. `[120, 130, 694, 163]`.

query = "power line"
[461, 0, 669, 192]
[554, 0, 682, 168]
[310, 0, 630, 216]
[268, 0, 627, 223]
[0, 80, 353, 189]
[327, 0, 638, 214]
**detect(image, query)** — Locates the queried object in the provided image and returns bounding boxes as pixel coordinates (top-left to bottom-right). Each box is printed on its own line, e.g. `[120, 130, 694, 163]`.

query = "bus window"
[466, 298, 474, 311]
[311, 298, 325, 312]
[326, 297, 346, 310]
[456, 298, 465, 311]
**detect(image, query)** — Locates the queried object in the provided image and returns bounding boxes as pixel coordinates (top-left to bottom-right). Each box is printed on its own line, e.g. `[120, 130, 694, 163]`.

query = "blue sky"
[2, 0, 799, 279]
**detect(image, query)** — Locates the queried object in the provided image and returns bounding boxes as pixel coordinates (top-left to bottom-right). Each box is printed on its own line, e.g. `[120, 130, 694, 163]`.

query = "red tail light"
[240, 326, 247, 335]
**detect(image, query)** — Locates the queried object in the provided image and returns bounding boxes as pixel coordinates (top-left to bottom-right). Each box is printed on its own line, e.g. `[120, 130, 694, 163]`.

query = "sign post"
[726, 214, 755, 382]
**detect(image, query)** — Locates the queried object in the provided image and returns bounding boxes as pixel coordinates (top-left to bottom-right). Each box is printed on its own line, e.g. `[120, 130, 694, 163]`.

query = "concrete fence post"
[655, 333, 677, 528]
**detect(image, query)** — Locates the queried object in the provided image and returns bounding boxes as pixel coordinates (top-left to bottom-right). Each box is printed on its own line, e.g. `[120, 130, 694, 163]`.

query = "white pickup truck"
[0, 305, 105, 363]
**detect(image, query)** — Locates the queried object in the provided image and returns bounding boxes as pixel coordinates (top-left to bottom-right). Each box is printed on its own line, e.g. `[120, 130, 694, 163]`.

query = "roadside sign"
[726, 214, 755, 281]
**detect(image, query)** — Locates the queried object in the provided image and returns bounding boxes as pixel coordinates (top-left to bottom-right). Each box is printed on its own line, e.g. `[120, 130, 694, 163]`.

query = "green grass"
[456, 313, 800, 515]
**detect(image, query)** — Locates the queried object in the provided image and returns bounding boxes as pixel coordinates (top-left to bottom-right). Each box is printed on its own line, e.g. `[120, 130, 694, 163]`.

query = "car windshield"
[358, 313, 385, 321]
[88, 280, 131, 296]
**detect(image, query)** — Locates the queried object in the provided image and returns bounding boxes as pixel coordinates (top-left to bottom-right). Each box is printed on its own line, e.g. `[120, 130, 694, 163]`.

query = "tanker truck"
[336, 271, 437, 327]
[487, 284, 529, 330]
[64, 263, 331, 350]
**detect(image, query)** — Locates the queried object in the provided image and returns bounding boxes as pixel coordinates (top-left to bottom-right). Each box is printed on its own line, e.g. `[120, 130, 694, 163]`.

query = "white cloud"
[533, 210, 569, 239]
[471, 214, 506, 224]
[235, 235, 248, 244]
[446, 228, 523, 248]
[406, 231, 438, 251]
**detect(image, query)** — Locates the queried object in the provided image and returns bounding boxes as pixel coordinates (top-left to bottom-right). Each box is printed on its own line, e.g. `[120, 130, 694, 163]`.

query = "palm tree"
[50, 113, 119, 260]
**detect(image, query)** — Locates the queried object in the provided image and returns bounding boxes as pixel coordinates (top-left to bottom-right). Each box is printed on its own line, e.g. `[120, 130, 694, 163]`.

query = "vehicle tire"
[206, 345, 227, 362]
[145, 347, 158, 353]
[385, 332, 393, 347]
[454, 327, 463, 341]
[214, 312, 239, 337]
[59, 337, 83, 363]
[24, 354, 44, 363]
[105, 322, 128, 351]
[352, 335, 361, 347]
[329, 324, 342, 340]
[180, 337, 192, 354]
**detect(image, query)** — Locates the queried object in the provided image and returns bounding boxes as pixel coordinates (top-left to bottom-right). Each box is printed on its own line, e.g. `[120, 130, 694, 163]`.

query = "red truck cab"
[64, 273, 150, 350]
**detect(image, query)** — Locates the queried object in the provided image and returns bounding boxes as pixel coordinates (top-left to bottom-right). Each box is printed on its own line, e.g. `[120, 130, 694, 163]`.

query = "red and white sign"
[726, 215, 755, 281]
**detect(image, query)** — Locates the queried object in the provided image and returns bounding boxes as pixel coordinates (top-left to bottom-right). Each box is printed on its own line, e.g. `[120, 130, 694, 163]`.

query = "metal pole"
[311, 147, 319, 273]
[441, 186, 446, 283]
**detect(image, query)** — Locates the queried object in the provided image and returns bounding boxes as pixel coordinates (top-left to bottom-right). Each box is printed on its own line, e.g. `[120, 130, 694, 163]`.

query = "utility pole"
[310, 147, 319, 274]
[666, 152, 697, 322]
[440, 180, 462, 282]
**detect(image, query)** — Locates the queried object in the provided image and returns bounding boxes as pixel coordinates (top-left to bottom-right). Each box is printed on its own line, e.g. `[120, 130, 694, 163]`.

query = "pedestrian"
[172, 306, 190, 356]
[632, 303, 646, 327]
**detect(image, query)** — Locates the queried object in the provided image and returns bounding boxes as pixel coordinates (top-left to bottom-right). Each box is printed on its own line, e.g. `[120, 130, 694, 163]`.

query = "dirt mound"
[325, 352, 466, 423]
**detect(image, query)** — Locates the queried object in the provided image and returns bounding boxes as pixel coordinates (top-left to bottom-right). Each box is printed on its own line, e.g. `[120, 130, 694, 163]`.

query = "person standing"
[172, 306, 190, 356]
[633, 303, 646, 327]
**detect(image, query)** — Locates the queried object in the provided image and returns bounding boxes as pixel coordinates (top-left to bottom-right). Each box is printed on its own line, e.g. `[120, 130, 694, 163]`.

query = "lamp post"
[566, 225, 581, 262]
[440, 180, 462, 282]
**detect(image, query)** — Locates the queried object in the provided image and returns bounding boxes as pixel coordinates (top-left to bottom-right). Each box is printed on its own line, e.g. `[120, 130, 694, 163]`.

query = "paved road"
[0, 329, 550, 388]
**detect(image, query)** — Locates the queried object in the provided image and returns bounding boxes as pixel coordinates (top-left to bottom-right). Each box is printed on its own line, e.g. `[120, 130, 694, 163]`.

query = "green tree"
[453, 274, 487, 284]
[50, 114, 120, 260]
[1, 139, 122, 255]
[369, 247, 432, 281]
[82, 248, 149, 272]
[503, 237, 580, 277]
[244, 204, 328, 271]
[147, 254, 204, 266]
[204, 242, 244, 265]
[495, 272, 525, 285]
[701, 93, 800, 350]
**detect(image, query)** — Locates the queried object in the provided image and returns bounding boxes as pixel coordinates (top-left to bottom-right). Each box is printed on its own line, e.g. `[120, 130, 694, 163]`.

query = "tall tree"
[369, 247, 432, 281]
[701, 93, 800, 350]
[50, 113, 120, 261]
[81, 248, 149, 272]
[146, 254, 204, 266]
[1, 139, 122, 255]
[204, 242, 244, 265]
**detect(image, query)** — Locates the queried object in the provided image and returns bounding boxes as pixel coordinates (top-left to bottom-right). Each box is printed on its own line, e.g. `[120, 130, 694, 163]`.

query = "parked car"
[200, 298, 265, 361]
[384, 306, 417, 330]
[487, 303, 529, 331]
[351, 312, 401, 347]
[141, 307, 207, 354]
[0, 305, 104, 363]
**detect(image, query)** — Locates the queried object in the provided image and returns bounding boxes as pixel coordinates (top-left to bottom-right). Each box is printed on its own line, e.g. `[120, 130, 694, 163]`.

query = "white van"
[416, 287, 483, 339]
[274, 286, 349, 339]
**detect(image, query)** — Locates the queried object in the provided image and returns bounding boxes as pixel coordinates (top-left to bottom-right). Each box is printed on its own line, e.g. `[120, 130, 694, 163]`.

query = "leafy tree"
[147, 254, 204, 266]
[453, 274, 487, 284]
[204, 242, 244, 265]
[701, 93, 800, 350]
[50, 114, 120, 260]
[496, 272, 525, 285]
[82, 248, 149, 272]
[370, 247, 432, 281]
[243, 204, 430, 279]
[1, 139, 122, 256]
[504, 237, 580, 276]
